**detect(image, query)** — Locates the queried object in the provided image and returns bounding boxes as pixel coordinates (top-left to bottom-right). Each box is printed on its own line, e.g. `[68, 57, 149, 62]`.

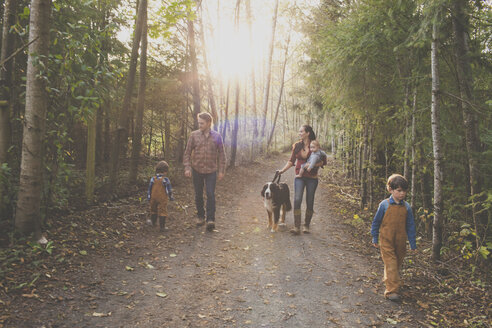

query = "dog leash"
[272, 170, 281, 184]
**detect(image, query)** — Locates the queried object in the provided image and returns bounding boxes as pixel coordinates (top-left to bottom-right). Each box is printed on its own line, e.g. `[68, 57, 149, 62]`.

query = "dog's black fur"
[261, 182, 292, 232]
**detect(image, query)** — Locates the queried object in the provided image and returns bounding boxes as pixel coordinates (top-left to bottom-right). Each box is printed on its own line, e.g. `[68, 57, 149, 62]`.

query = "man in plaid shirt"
[184, 112, 226, 231]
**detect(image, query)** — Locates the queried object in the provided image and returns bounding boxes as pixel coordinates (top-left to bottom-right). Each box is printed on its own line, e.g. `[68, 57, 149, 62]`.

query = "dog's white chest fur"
[264, 197, 273, 213]
[263, 183, 274, 213]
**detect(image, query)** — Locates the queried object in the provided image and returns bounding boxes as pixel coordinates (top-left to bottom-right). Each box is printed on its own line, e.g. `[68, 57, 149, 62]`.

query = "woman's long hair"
[293, 125, 316, 154]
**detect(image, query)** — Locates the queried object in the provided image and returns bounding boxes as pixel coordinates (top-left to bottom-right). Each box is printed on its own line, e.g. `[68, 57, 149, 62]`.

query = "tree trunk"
[0, 0, 17, 166]
[452, 0, 487, 248]
[129, 2, 148, 183]
[267, 32, 290, 150]
[431, 18, 444, 261]
[246, 0, 258, 157]
[188, 19, 200, 129]
[0, 0, 18, 219]
[368, 125, 374, 210]
[15, 0, 51, 240]
[419, 141, 432, 238]
[147, 106, 153, 157]
[260, 0, 279, 140]
[410, 84, 417, 214]
[109, 0, 145, 188]
[360, 114, 369, 209]
[403, 83, 410, 181]
[86, 111, 96, 204]
[198, 11, 218, 129]
[221, 81, 230, 143]
[229, 82, 240, 168]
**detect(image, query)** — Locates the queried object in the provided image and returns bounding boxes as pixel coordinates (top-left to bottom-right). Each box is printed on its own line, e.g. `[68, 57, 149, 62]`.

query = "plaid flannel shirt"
[183, 129, 226, 175]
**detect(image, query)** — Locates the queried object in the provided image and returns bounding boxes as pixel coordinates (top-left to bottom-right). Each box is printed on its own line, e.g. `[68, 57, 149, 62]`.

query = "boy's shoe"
[206, 221, 215, 231]
[159, 216, 166, 232]
[302, 225, 310, 233]
[387, 293, 400, 302]
[196, 217, 205, 226]
[150, 214, 158, 226]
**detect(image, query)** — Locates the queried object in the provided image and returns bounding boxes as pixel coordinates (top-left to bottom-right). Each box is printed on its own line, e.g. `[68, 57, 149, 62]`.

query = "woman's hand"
[279, 162, 294, 174]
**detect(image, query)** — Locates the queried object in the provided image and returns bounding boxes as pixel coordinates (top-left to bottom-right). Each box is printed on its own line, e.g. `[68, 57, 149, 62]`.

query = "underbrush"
[319, 157, 491, 328]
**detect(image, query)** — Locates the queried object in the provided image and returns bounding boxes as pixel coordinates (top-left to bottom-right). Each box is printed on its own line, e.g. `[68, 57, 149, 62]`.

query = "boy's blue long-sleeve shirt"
[371, 195, 417, 250]
[147, 174, 174, 201]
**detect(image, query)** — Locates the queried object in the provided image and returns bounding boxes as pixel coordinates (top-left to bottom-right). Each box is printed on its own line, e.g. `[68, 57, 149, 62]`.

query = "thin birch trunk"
[267, 31, 290, 150]
[246, 0, 258, 157]
[410, 84, 417, 213]
[147, 107, 153, 157]
[431, 17, 444, 261]
[198, 10, 218, 129]
[368, 126, 374, 210]
[230, 83, 240, 168]
[360, 114, 369, 209]
[260, 0, 279, 140]
[188, 19, 200, 129]
[222, 81, 230, 144]
[403, 83, 410, 181]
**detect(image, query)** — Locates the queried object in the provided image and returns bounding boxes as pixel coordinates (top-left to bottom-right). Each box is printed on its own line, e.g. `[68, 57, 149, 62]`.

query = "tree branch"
[441, 90, 488, 116]
[0, 37, 39, 68]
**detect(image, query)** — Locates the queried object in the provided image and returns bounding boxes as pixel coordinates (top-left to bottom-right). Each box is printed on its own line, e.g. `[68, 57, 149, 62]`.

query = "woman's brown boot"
[303, 210, 314, 233]
[290, 210, 301, 235]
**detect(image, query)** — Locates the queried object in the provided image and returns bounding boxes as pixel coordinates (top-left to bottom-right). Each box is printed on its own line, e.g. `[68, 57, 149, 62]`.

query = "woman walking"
[278, 125, 326, 235]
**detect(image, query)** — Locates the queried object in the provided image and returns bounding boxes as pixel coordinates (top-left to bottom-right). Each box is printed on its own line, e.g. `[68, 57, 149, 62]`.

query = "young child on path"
[147, 161, 174, 232]
[296, 140, 327, 178]
[370, 174, 416, 301]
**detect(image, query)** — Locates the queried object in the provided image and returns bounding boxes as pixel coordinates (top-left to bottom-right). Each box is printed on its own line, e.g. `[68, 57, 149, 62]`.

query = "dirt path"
[6, 155, 426, 327]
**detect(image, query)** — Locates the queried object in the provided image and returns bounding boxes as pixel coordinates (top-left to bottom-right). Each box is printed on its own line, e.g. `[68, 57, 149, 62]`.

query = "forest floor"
[0, 153, 490, 327]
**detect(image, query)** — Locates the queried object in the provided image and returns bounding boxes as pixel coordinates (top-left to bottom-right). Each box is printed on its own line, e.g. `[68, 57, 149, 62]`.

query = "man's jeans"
[294, 176, 319, 211]
[192, 169, 217, 222]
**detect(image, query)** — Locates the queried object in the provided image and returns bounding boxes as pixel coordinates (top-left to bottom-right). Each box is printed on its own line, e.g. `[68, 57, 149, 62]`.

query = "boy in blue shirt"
[371, 174, 416, 301]
[147, 161, 174, 232]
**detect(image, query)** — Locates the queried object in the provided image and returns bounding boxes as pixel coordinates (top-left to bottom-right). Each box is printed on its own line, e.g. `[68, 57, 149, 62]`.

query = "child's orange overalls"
[150, 176, 169, 217]
[379, 200, 408, 297]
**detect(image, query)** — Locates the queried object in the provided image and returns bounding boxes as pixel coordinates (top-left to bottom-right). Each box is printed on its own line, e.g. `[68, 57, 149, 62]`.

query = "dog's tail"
[285, 198, 292, 212]
[283, 184, 292, 212]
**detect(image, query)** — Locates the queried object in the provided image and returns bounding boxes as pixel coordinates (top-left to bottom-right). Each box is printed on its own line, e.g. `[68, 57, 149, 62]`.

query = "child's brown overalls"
[150, 176, 169, 217]
[379, 199, 407, 297]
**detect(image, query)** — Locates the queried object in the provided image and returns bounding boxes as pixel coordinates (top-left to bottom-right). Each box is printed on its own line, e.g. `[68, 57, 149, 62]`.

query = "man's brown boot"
[196, 217, 205, 226]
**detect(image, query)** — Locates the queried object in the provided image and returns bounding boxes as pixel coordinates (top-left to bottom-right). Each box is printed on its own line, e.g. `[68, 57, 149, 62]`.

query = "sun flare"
[203, 1, 273, 81]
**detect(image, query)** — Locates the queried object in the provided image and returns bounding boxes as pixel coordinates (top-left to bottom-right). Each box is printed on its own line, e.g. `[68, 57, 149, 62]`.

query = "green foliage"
[0, 161, 18, 222]
[28, 240, 55, 255]
[304, 0, 492, 265]
[151, 0, 196, 39]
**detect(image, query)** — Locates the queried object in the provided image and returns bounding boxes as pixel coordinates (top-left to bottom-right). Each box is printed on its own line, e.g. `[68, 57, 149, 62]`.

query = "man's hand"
[218, 172, 224, 180]
[185, 170, 191, 178]
[373, 243, 379, 248]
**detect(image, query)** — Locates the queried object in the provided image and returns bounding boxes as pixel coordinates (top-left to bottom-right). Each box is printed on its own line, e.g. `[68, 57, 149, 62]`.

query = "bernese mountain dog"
[261, 182, 292, 232]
